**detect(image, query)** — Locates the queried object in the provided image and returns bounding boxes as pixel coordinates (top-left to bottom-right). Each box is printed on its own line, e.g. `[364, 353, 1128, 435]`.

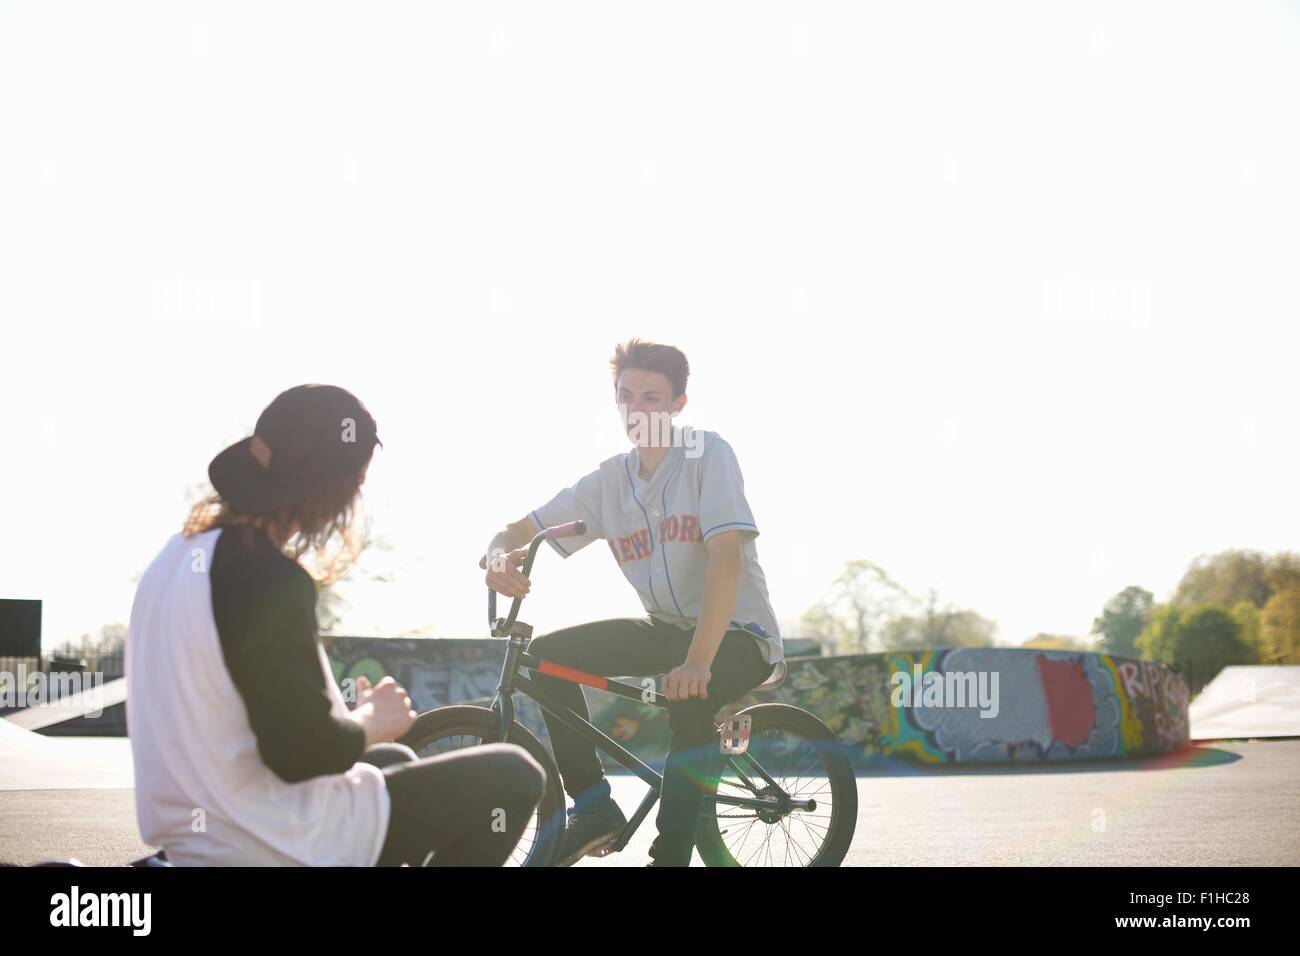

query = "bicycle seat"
[757, 660, 787, 691]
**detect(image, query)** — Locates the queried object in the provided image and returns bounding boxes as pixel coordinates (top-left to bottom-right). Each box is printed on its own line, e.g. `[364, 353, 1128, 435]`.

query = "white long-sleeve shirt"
[126, 524, 389, 866]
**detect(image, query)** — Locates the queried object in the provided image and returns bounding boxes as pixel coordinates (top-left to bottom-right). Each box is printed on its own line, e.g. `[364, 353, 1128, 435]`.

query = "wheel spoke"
[702, 713, 851, 867]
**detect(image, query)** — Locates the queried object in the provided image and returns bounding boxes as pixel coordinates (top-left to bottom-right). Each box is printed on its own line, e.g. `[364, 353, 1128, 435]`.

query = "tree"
[1138, 605, 1252, 694]
[800, 563, 997, 654]
[1023, 634, 1089, 651]
[1091, 586, 1155, 657]
[877, 589, 996, 651]
[1135, 605, 1180, 663]
[51, 623, 127, 661]
[799, 560, 910, 654]
[1229, 601, 1263, 663]
[1267, 554, 1300, 599]
[1172, 550, 1300, 610]
[1260, 586, 1300, 665]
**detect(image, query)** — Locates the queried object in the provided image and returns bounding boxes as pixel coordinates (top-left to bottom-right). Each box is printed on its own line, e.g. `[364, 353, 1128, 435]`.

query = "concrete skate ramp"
[1189, 666, 1300, 741]
[0, 714, 135, 790]
[0, 714, 45, 752]
[5, 677, 128, 731]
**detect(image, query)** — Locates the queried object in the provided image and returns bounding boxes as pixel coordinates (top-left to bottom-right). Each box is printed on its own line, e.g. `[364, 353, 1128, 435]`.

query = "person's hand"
[661, 662, 711, 701]
[352, 676, 416, 745]
[353, 674, 388, 710]
[354, 674, 374, 704]
[484, 547, 531, 599]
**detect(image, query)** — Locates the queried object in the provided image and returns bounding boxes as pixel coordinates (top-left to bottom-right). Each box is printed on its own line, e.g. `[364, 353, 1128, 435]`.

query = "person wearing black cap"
[126, 384, 545, 866]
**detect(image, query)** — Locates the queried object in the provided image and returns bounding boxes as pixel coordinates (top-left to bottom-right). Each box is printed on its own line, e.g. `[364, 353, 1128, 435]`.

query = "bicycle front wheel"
[695, 703, 858, 867]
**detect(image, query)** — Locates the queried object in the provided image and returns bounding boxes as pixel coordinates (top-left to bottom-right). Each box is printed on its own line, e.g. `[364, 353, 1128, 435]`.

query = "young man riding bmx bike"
[483, 339, 785, 867]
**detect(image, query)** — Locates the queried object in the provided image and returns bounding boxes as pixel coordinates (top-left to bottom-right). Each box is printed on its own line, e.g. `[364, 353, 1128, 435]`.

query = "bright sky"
[2, 1, 1297, 653]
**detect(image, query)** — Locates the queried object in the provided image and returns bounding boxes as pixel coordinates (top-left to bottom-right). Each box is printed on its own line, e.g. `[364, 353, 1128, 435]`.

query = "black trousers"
[527, 616, 775, 864]
[359, 742, 545, 866]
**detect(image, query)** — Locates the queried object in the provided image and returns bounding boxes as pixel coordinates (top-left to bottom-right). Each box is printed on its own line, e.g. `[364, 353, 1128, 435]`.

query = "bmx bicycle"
[397, 519, 857, 867]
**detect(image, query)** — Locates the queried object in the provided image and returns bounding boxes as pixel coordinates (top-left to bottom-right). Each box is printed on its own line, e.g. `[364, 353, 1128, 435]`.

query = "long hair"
[182, 468, 369, 586]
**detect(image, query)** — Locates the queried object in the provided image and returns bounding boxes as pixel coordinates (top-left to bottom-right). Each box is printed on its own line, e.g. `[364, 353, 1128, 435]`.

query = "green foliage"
[1135, 605, 1179, 662]
[1267, 554, 1300, 596]
[1229, 601, 1263, 662]
[1139, 604, 1252, 694]
[1260, 586, 1300, 664]
[1091, 586, 1154, 657]
[1173, 550, 1300, 610]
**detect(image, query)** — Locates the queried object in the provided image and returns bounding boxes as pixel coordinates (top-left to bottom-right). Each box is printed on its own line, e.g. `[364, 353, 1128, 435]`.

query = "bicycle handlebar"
[477, 521, 587, 571]
[484, 520, 587, 632]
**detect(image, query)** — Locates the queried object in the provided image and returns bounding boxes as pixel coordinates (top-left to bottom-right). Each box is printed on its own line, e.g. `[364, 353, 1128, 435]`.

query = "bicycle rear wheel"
[695, 703, 857, 867]
[397, 705, 566, 867]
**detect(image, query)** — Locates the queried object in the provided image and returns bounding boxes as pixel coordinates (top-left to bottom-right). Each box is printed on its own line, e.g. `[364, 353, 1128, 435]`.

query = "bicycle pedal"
[719, 714, 752, 754]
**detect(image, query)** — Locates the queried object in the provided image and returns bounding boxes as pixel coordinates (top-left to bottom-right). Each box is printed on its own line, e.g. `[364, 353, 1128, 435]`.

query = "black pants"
[359, 742, 545, 866]
[527, 616, 775, 865]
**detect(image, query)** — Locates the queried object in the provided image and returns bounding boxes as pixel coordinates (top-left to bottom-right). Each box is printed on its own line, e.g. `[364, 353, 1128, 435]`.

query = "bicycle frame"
[484, 523, 816, 854]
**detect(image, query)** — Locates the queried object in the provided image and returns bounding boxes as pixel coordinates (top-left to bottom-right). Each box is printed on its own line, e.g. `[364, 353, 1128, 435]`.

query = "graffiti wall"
[324, 638, 1190, 767]
[758, 648, 1187, 764]
[325, 636, 505, 712]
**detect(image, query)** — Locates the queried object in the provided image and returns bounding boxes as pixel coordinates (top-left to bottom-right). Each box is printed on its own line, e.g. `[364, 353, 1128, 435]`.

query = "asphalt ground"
[2, 738, 1296, 866]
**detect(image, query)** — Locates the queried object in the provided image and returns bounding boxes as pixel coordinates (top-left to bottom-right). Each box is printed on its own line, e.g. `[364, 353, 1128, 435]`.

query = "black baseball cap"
[208, 384, 381, 514]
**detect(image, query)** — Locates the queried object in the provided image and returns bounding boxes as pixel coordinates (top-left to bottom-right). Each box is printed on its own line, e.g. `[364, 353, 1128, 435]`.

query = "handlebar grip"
[484, 521, 586, 629]
[544, 520, 587, 539]
[479, 520, 586, 570]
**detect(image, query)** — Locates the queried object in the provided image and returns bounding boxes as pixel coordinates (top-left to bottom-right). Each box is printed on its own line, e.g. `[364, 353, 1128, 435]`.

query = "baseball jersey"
[529, 427, 786, 688]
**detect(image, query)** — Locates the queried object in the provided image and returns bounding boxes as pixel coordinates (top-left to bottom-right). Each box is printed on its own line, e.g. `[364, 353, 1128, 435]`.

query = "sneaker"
[557, 797, 627, 867]
[646, 835, 691, 867]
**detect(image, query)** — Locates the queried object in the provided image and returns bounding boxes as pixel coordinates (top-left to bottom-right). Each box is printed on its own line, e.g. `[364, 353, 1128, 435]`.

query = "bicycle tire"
[695, 703, 857, 867]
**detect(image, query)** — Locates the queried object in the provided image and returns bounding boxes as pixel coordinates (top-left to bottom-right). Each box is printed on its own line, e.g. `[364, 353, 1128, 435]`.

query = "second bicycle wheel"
[695, 703, 858, 867]
[397, 704, 567, 867]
